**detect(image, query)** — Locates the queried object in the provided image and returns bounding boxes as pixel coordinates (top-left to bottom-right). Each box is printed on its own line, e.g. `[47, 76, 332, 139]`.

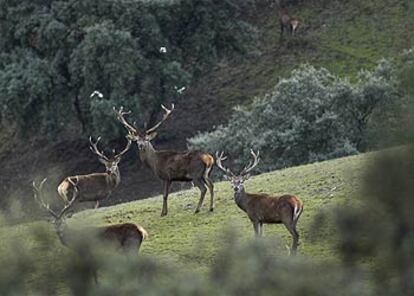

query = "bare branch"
[145, 103, 175, 134]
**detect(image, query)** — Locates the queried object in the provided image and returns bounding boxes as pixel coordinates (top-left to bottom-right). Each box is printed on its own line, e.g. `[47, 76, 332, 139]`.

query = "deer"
[113, 104, 215, 217]
[57, 136, 131, 209]
[279, 7, 300, 38]
[33, 179, 148, 281]
[216, 150, 304, 255]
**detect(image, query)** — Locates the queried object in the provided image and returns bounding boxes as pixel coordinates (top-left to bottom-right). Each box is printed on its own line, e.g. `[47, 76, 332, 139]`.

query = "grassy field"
[73, 151, 371, 262]
[0, 150, 377, 293]
[218, 0, 414, 107]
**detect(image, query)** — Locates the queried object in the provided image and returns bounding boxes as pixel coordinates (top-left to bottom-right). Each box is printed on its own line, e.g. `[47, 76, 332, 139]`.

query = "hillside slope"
[0, 149, 376, 286]
[1, 0, 413, 210]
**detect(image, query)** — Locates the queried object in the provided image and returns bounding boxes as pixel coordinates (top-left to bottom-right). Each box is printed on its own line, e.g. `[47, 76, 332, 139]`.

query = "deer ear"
[223, 175, 230, 181]
[243, 173, 251, 180]
[146, 132, 157, 141]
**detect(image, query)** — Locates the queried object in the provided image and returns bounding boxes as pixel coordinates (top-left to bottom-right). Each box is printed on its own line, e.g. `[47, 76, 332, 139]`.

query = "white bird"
[90, 90, 103, 98]
[159, 47, 167, 53]
[174, 86, 186, 94]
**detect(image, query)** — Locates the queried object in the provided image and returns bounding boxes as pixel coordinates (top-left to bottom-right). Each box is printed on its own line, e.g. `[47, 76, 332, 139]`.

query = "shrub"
[0, 0, 257, 139]
[188, 61, 399, 173]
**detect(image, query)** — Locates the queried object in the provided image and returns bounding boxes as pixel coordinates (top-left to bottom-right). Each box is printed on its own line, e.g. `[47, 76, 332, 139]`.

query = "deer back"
[59, 173, 119, 202]
[241, 192, 301, 223]
[99, 223, 148, 251]
[148, 150, 213, 181]
[50, 223, 146, 253]
[280, 12, 292, 25]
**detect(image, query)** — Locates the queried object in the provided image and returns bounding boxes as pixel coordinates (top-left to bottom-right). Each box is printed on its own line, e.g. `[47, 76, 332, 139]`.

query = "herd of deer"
[33, 103, 304, 263]
[30, 5, 304, 279]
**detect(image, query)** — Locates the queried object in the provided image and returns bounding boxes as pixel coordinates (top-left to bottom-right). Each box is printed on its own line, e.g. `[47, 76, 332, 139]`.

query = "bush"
[188, 61, 399, 173]
[0, 0, 257, 139]
[0, 222, 371, 296]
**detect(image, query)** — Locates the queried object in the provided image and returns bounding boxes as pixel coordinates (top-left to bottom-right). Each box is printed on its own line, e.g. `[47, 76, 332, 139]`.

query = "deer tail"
[201, 153, 215, 177]
[293, 204, 303, 222]
[137, 225, 148, 241]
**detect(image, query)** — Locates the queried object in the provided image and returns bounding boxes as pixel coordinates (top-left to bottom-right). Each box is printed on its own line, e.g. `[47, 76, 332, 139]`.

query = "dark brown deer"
[113, 104, 215, 216]
[279, 7, 300, 38]
[34, 178, 148, 252]
[57, 136, 131, 209]
[216, 150, 304, 255]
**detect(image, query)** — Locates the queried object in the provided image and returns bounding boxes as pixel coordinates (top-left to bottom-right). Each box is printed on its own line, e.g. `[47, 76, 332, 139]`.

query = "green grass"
[0, 150, 378, 287]
[314, 0, 414, 77]
[216, 0, 414, 107]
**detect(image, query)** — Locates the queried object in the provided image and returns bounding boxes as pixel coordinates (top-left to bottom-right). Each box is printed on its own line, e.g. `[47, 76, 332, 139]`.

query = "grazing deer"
[57, 136, 131, 209]
[114, 104, 215, 216]
[216, 150, 304, 255]
[279, 7, 300, 38]
[34, 178, 148, 253]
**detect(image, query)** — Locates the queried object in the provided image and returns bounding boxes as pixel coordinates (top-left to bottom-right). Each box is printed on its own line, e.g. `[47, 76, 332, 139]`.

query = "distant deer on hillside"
[114, 104, 215, 216]
[279, 6, 301, 38]
[33, 178, 147, 284]
[216, 150, 304, 255]
[57, 136, 131, 209]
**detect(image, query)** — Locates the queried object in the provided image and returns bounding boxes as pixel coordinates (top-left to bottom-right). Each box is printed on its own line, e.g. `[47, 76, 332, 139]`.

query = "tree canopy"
[0, 0, 256, 138]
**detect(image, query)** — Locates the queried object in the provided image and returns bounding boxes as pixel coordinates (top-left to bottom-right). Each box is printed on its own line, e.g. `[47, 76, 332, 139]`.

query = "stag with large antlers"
[33, 178, 148, 253]
[216, 150, 304, 255]
[114, 104, 215, 216]
[57, 136, 131, 209]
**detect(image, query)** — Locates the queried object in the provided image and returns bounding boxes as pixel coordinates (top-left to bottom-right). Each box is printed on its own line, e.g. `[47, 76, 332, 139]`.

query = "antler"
[114, 137, 132, 160]
[215, 151, 235, 177]
[113, 106, 139, 136]
[145, 103, 175, 134]
[33, 178, 57, 218]
[89, 136, 110, 161]
[33, 178, 79, 220]
[240, 149, 260, 176]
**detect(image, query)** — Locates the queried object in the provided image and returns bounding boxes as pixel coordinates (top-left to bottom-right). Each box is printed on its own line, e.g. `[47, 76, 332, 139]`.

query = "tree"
[0, 0, 256, 139]
[188, 62, 399, 173]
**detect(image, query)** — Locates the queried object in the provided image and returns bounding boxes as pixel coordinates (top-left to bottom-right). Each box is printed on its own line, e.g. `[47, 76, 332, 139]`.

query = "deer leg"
[203, 176, 214, 212]
[283, 220, 299, 256]
[92, 269, 98, 285]
[259, 222, 263, 236]
[94, 201, 100, 209]
[253, 221, 261, 237]
[161, 181, 171, 217]
[194, 179, 207, 214]
[280, 23, 285, 40]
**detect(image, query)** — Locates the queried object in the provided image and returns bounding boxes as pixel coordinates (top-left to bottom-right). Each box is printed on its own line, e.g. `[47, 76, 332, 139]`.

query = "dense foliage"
[0, 0, 256, 138]
[188, 60, 400, 173]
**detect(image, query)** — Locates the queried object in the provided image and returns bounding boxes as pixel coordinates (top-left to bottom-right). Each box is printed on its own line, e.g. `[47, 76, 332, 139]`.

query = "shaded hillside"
[1, 0, 413, 212]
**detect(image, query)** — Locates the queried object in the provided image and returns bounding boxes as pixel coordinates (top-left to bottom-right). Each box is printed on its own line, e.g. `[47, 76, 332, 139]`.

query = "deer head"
[215, 150, 260, 193]
[89, 136, 131, 174]
[113, 104, 175, 151]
